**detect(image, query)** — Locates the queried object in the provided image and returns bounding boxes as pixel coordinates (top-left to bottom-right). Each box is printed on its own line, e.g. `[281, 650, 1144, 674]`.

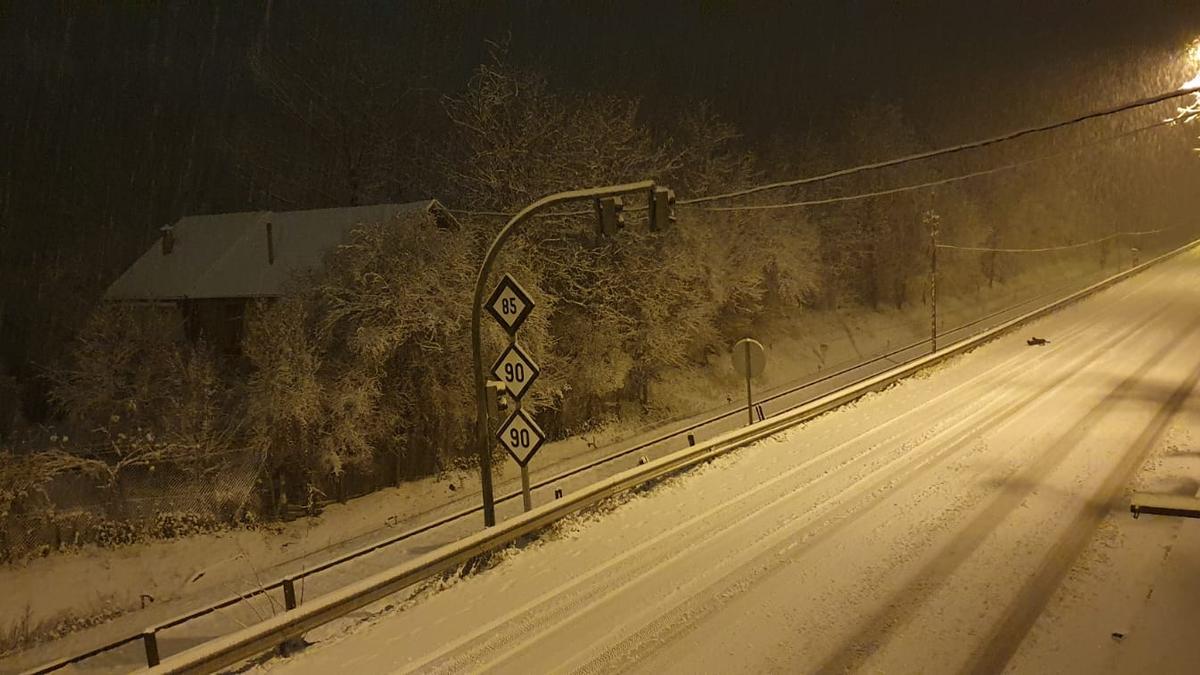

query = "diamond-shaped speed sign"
[497, 408, 546, 466]
[486, 273, 535, 336]
[491, 342, 540, 400]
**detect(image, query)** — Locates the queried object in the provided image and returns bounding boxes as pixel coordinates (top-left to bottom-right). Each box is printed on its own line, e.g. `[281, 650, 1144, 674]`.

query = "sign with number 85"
[485, 273, 535, 336]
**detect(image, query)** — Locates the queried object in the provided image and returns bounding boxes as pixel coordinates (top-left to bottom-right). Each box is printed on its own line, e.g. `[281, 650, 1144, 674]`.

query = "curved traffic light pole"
[470, 180, 656, 526]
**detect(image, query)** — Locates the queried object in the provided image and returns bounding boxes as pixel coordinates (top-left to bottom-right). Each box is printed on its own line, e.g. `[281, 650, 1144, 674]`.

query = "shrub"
[92, 518, 138, 548]
[152, 511, 217, 540]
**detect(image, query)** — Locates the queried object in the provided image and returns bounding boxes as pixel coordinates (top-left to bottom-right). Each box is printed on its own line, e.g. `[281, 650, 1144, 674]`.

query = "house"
[105, 200, 459, 352]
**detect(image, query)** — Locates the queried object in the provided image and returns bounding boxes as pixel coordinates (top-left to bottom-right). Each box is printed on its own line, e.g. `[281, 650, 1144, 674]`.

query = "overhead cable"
[445, 85, 1200, 219]
[937, 229, 1167, 253]
[677, 85, 1200, 206]
[685, 117, 1178, 213]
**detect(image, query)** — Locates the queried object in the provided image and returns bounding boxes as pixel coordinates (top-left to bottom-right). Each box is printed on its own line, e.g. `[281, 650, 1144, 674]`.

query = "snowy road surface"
[266, 251, 1200, 674]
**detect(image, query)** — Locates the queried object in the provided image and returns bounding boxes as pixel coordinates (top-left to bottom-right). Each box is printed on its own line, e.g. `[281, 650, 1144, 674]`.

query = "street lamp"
[470, 180, 661, 527]
[1178, 38, 1200, 113]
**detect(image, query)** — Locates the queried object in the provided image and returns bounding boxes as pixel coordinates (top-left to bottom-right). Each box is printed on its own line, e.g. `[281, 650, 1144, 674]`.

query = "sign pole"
[471, 181, 655, 527]
[927, 211, 940, 354]
[732, 338, 766, 428]
[745, 340, 754, 426]
[520, 464, 532, 512]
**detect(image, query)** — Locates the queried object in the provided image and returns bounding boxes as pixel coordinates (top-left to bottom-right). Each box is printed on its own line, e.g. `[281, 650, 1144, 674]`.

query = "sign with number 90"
[490, 343, 540, 400]
[497, 409, 546, 466]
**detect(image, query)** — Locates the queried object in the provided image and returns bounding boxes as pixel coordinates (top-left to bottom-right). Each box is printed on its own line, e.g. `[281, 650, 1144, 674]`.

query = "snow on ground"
[261, 250, 1200, 674]
[0, 255, 1121, 671]
[1006, 425, 1200, 674]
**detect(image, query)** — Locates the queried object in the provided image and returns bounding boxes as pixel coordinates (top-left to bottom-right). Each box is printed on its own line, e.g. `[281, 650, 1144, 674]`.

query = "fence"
[1, 448, 265, 563]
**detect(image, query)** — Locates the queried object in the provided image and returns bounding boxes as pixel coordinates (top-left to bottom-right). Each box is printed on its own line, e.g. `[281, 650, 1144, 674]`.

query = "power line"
[447, 205, 597, 219]
[445, 84, 1200, 220]
[937, 229, 1166, 253]
[678, 85, 1200, 207]
[684, 116, 1178, 213]
[446, 208, 513, 218]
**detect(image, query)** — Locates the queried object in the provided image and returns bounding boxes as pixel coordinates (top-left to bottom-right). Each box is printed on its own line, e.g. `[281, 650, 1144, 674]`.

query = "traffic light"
[595, 196, 625, 238]
[485, 380, 511, 423]
[649, 186, 676, 232]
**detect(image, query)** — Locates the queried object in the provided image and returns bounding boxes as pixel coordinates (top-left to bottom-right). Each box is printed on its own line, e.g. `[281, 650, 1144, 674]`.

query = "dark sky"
[7, 1, 1200, 179]
[4, 0, 1200, 393]
[4, 1, 1200, 256]
[481, 1, 1200, 144]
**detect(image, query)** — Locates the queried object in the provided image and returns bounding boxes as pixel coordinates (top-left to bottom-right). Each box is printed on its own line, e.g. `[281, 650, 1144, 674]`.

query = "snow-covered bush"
[44, 304, 243, 517]
[152, 511, 217, 540]
[241, 211, 507, 497]
[91, 518, 137, 549]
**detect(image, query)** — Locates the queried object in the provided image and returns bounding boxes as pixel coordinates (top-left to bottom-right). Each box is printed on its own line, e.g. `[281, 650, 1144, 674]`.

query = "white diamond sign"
[491, 343, 540, 400]
[486, 274, 534, 336]
[497, 408, 546, 466]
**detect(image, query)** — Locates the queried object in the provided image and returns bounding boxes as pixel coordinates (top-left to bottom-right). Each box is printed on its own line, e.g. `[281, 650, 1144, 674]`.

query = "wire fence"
[1, 449, 265, 563]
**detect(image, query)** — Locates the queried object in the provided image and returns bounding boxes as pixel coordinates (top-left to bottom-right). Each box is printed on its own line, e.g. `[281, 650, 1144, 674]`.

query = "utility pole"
[470, 180, 660, 527]
[926, 211, 940, 353]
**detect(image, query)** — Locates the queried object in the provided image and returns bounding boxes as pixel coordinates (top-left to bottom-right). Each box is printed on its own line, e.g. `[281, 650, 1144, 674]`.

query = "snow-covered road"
[266, 249, 1200, 674]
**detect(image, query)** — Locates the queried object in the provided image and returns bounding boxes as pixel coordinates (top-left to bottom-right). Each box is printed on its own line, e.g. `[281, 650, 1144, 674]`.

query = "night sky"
[5, 2, 1200, 217]
[3, 0, 1200, 393]
[456, 1, 1200, 142]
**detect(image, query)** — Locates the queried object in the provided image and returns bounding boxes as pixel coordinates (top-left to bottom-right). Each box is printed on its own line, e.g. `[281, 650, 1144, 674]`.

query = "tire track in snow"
[564, 276, 1186, 674]
[499, 284, 1180, 674]
[402, 357, 1033, 672]
[400, 298, 1124, 674]
[969, 361, 1200, 674]
[812, 310, 1200, 674]
[268, 257, 1189, 675]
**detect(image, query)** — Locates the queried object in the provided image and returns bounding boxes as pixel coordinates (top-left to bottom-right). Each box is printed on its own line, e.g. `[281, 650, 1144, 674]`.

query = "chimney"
[160, 225, 175, 255]
[265, 220, 275, 265]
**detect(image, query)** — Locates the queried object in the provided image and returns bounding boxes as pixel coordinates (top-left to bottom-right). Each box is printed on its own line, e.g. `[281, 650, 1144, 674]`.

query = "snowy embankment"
[263, 249, 1200, 674]
[0, 254, 1120, 667]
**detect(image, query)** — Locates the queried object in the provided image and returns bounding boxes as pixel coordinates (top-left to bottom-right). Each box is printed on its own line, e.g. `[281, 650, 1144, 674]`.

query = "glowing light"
[1177, 39, 1200, 123]
[1182, 38, 1200, 90]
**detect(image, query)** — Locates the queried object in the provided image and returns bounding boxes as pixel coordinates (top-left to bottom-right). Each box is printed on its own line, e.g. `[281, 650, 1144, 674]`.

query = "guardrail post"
[143, 629, 160, 667]
[282, 576, 298, 611]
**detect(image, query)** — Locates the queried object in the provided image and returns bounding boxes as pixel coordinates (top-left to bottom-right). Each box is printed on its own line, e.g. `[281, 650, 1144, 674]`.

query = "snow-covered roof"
[105, 200, 455, 301]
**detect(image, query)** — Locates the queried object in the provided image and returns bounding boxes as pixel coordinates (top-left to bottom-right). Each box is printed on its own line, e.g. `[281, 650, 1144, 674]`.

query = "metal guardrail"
[24, 281, 1086, 674]
[134, 238, 1199, 674]
[24, 238, 1191, 674]
[17, 301, 1036, 674]
[1130, 493, 1200, 519]
[24, 267, 1092, 674]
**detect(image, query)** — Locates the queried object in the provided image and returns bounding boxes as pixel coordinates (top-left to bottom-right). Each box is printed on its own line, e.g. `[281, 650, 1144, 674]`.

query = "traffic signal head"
[485, 380, 511, 423]
[649, 187, 676, 232]
[596, 196, 626, 238]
